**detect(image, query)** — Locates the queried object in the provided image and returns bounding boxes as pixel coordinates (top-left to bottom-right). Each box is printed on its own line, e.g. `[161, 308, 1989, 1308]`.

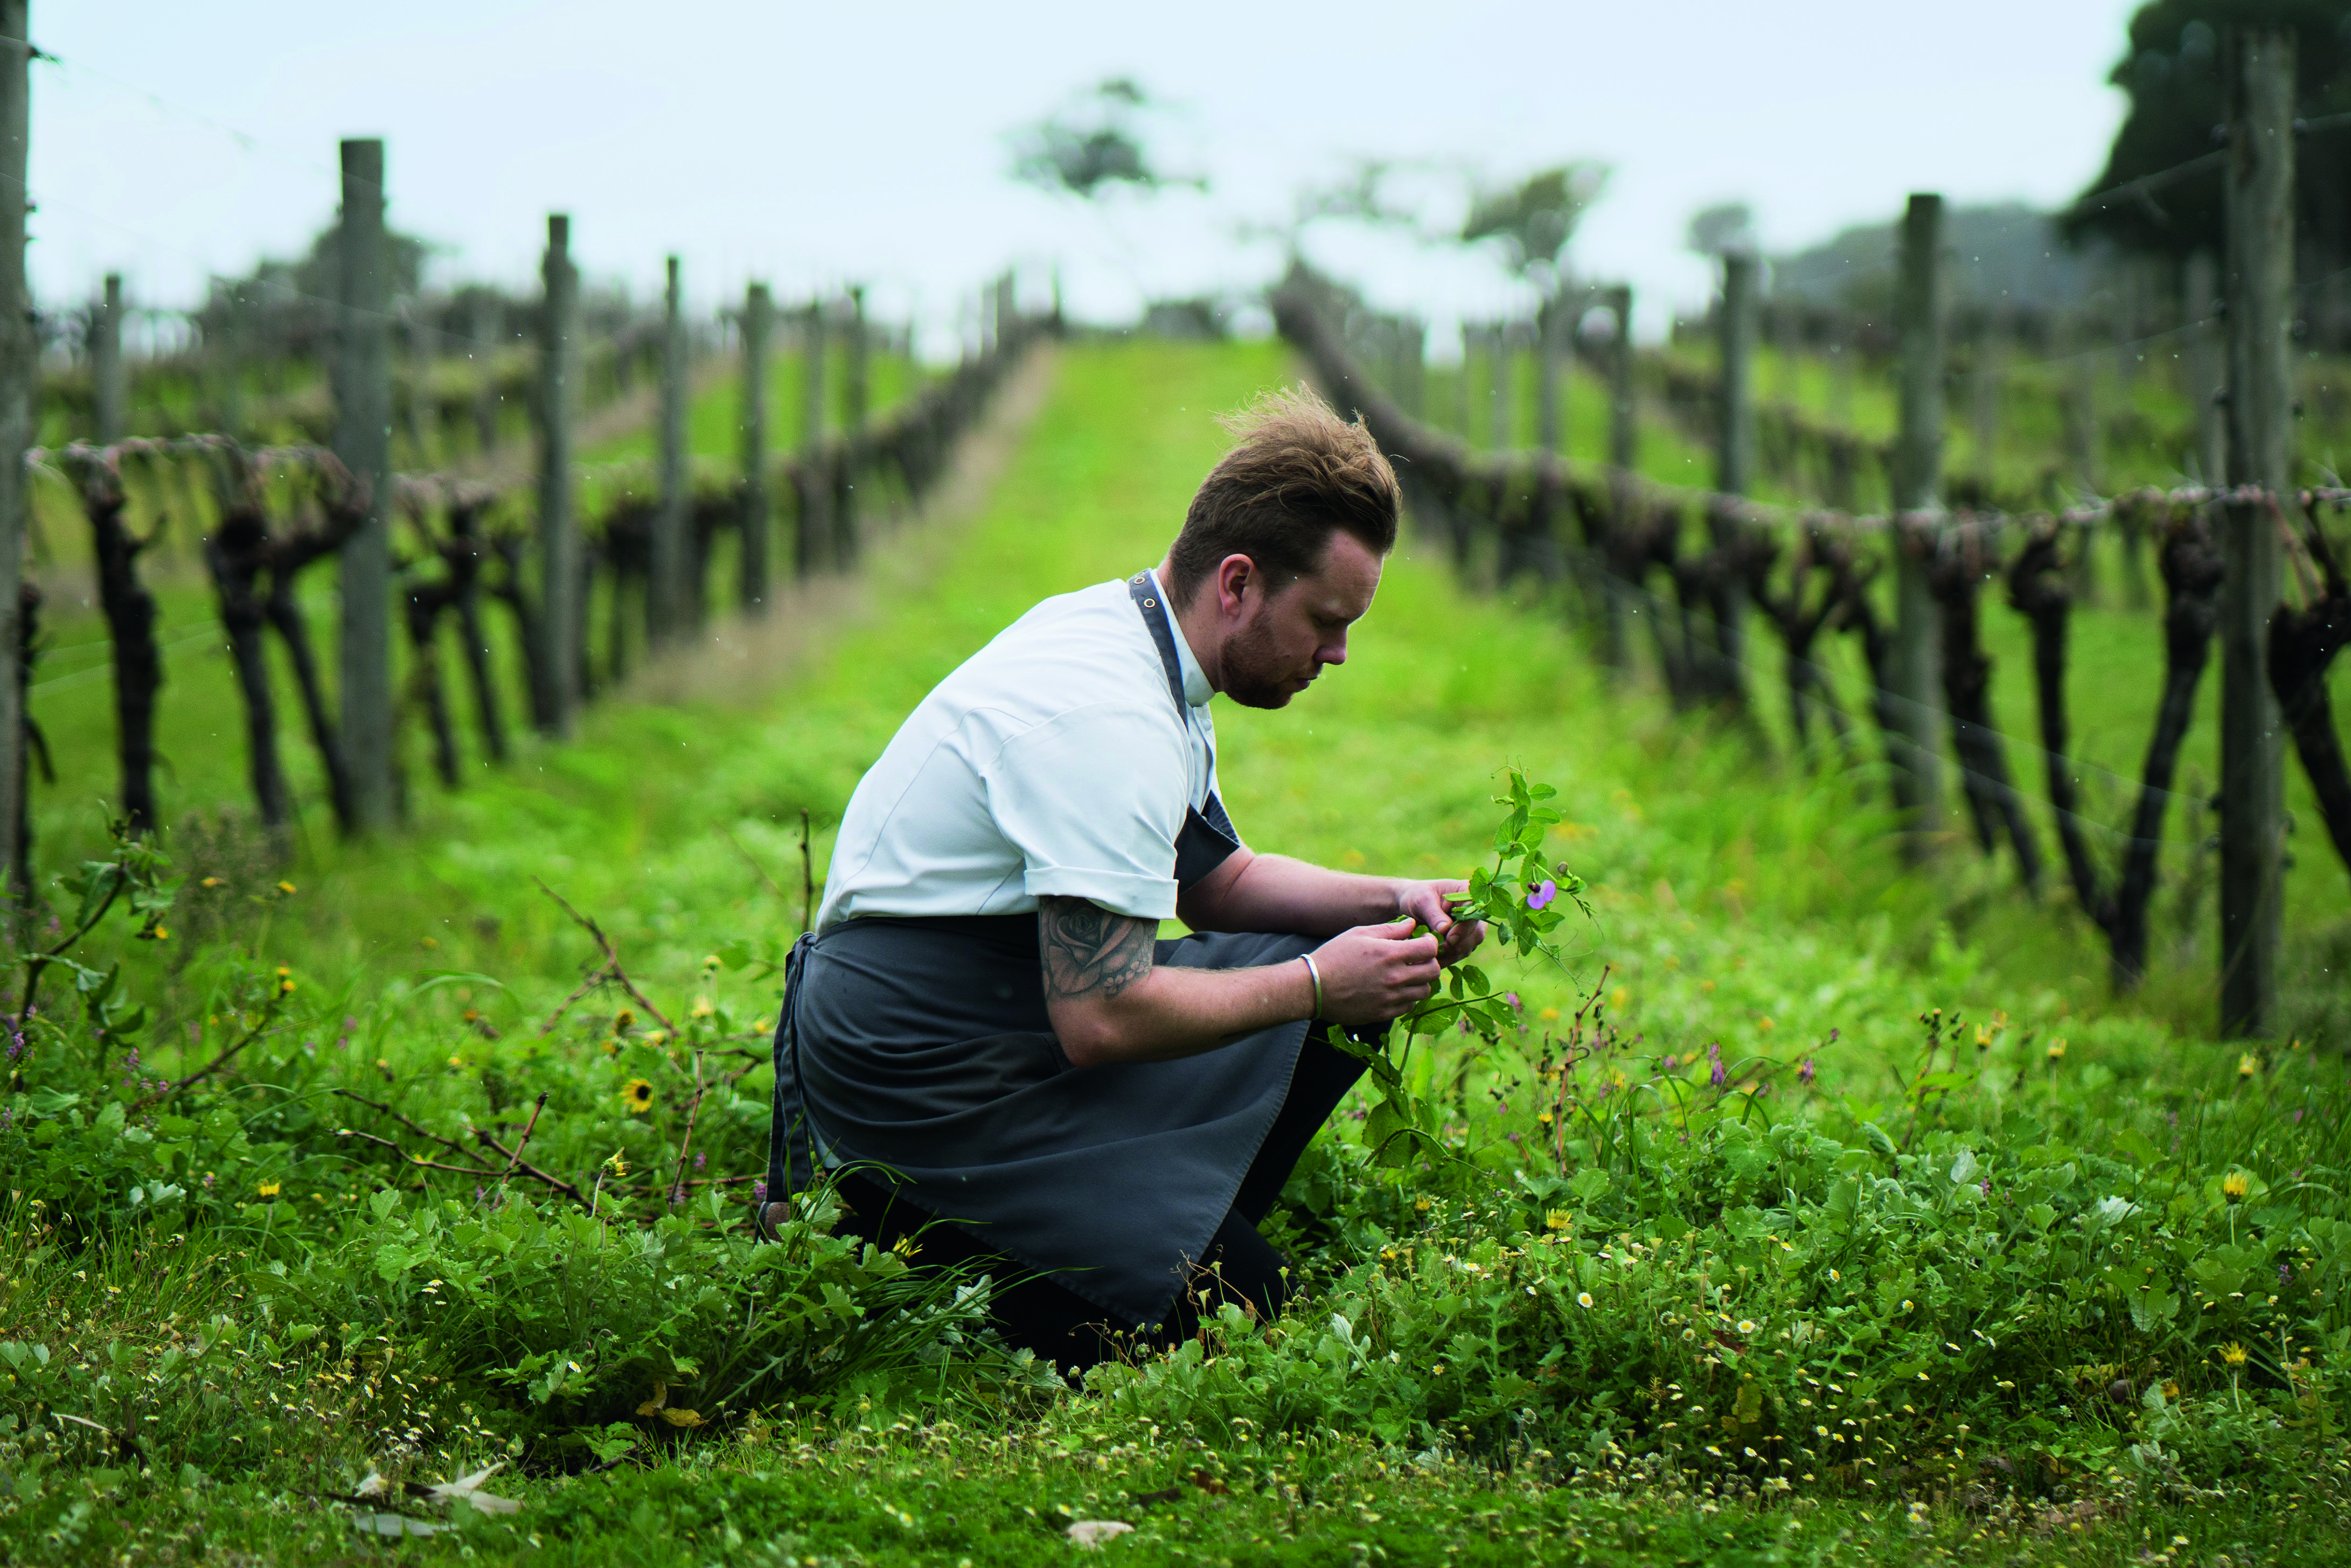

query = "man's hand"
[1393, 879, 1486, 965]
[1309, 918, 1442, 1026]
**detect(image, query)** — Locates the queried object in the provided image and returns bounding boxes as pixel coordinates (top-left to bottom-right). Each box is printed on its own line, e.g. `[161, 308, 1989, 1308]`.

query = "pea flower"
[1528, 880, 1557, 911]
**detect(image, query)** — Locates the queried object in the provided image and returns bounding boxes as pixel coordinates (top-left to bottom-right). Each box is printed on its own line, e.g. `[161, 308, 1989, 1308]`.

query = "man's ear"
[1215, 553, 1257, 614]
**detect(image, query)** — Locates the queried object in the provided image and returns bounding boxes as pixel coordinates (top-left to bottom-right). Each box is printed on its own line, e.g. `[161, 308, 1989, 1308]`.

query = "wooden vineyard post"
[469, 291, 499, 454]
[797, 298, 827, 576]
[535, 213, 579, 737]
[1535, 294, 1562, 454]
[650, 254, 687, 646]
[1711, 251, 1758, 702]
[0, 0, 28, 900]
[846, 284, 869, 435]
[2185, 249, 2226, 485]
[2218, 29, 2295, 1038]
[1716, 252, 1755, 498]
[94, 273, 124, 443]
[840, 283, 866, 547]
[333, 137, 395, 832]
[1488, 323, 1512, 450]
[1888, 192, 1947, 857]
[1606, 286, 1636, 472]
[1601, 284, 1637, 674]
[739, 281, 771, 614]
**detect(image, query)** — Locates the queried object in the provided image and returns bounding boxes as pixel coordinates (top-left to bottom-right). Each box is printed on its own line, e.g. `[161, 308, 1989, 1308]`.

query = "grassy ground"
[5, 340, 2349, 1564]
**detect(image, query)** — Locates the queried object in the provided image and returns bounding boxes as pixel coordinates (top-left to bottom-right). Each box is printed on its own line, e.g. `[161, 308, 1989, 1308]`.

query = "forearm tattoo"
[1038, 896, 1156, 1004]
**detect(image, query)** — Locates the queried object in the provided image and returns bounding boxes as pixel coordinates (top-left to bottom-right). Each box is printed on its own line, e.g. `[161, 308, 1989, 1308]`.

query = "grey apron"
[764, 572, 1315, 1327]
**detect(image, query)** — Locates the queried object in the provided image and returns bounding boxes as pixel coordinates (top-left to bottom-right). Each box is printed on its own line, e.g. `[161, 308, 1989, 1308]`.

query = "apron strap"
[1126, 571, 1191, 717]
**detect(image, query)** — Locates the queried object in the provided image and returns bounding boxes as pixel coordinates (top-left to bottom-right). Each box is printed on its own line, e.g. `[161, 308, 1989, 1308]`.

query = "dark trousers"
[835, 1029, 1363, 1371]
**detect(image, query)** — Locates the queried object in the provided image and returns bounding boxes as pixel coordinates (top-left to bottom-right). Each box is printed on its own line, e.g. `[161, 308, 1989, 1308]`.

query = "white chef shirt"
[815, 570, 1221, 929]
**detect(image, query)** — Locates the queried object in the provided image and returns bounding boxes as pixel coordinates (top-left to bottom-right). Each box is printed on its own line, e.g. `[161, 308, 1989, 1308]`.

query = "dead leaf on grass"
[1066, 1519, 1134, 1549]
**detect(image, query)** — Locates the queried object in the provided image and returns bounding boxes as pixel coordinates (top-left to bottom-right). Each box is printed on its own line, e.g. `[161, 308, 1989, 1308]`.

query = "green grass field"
[5, 340, 2349, 1565]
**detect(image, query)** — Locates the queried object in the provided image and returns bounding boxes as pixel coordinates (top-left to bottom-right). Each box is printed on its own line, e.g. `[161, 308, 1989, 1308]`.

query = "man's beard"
[1220, 617, 1306, 709]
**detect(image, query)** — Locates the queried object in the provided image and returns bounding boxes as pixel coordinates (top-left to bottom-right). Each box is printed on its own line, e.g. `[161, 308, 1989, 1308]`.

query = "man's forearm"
[1038, 893, 1312, 1067]
[1182, 850, 1402, 937]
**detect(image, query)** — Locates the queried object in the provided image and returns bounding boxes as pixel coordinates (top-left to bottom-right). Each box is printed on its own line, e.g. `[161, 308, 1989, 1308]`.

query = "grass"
[5, 340, 2350, 1565]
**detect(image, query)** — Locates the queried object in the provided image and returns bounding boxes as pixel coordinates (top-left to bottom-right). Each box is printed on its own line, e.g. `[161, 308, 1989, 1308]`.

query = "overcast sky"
[31, 1, 2143, 353]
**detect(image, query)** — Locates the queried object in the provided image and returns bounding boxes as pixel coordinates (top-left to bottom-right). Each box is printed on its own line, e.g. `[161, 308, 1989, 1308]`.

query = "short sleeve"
[978, 701, 1189, 920]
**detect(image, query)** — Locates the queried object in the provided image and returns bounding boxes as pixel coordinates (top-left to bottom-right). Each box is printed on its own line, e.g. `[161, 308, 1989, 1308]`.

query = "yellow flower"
[891, 1234, 921, 1259]
[200, 876, 222, 889]
[701, 954, 722, 972]
[257, 1181, 281, 1198]
[1536, 1110, 1554, 1126]
[276, 965, 291, 978]
[604, 1150, 629, 1179]
[1544, 1209, 1571, 1232]
[277, 881, 297, 895]
[2046, 1039, 2067, 1061]
[1413, 1196, 1431, 1212]
[614, 1008, 636, 1032]
[1576, 1292, 1595, 1309]
[2219, 1342, 2248, 1367]
[1539, 1007, 1561, 1022]
[2161, 1379, 2180, 1400]
[621, 1078, 655, 1114]
[2237, 1053, 2259, 1079]
[2221, 1170, 2250, 1202]
[152, 926, 168, 942]
[1757, 1017, 1775, 1033]
[690, 997, 715, 1019]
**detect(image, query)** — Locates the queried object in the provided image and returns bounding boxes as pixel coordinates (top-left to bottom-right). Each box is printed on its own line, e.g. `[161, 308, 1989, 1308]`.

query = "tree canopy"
[2066, 1, 2351, 277]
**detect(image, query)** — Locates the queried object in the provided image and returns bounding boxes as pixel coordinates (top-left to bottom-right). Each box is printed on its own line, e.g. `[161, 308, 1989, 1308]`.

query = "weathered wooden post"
[215, 283, 246, 441]
[1887, 192, 1947, 856]
[333, 137, 395, 831]
[1970, 317, 2001, 492]
[94, 273, 125, 443]
[797, 298, 827, 576]
[1716, 252, 1756, 496]
[1488, 323, 1512, 449]
[739, 281, 771, 614]
[1535, 296, 1562, 454]
[2218, 29, 2294, 1038]
[649, 254, 687, 645]
[0, 0, 30, 898]
[535, 213, 579, 736]
[845, 283, 870, 434]
[1600, 284, 1637, 674]
[1454, 322, 1474, 436]
[1606, 287, 1636, 472]
[469, 292, 499, 453]
[1708, 252, 1758, 703]
[2185, 249, 2226, 484]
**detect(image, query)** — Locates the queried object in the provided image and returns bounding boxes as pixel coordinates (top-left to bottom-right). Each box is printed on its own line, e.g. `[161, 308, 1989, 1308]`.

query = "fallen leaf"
[1066, 1520, 1134, 1549]
[658, 1407, 706, 1428]
[426, 1462, 526, 1516]
[635, 1382, 669, 1417]
[352, 1470, 391, 1499]
[1190, 1469, 1229, 1495]
[354, 1512, 445, 1538]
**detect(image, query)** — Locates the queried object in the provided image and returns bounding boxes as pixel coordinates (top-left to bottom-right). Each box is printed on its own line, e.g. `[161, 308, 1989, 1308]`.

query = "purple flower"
[752, 1179, 768, 1201]
[1710, 1058, 1728, 1090]
[2279, 1261, 2293, 1286]
[1661, 1055, 1679, 1072]
[1506, 992, 1522, 1013]
[1458, 1018, 1472, 1036]
[1798, 1058, 1816, 1087]
[1528, 880, 1557, 911]
[1827, 1028, 1840, 1044]
[693, 1152, 706, 1170]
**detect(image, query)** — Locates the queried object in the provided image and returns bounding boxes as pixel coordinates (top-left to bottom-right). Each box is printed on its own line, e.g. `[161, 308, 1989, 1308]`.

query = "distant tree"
[1686, 202, 1757, 261]
[2064, 1, 2351, 275]
[1459, 164, 1610, 291]
[1010, 78, 1205, 201]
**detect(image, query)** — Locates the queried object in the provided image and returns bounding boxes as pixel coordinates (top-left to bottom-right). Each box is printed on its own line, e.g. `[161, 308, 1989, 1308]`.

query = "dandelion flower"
[2237, 1052, 2259, 1079]
[2047, 1039, 2067, 1060]
[621, 1078, 655, 1114]
[891, 1234, 920, 1259]
[277, 881, 298, 895]
[1577, 1292, 1594, 1309]
[604, 1150, 629, 1178]
[1545, 1209, 1571, 1231]
[2218, 1342, 2248, 1367]
[2222, 1170, 2250, 1202]
[257, 1181, 281, 1197]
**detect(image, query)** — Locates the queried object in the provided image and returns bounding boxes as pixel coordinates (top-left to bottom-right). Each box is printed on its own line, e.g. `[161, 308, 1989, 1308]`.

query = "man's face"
[1218, 532, 1383, 710]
